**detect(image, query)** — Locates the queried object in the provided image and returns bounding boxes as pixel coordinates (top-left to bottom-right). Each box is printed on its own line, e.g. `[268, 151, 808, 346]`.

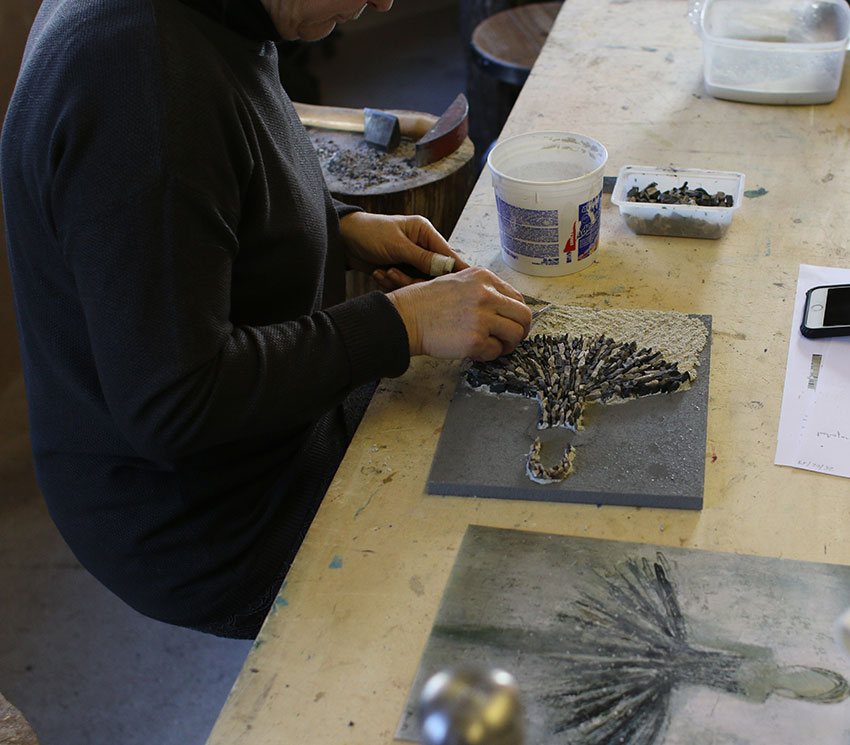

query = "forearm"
[85, 296, 408, 461]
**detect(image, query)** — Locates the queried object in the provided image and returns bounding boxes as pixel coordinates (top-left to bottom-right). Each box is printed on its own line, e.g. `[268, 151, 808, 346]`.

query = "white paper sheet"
[775, 264, 850, 478]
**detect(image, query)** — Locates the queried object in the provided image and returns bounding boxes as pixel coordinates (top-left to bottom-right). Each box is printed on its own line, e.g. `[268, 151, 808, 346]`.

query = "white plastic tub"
[487, 131, 608, 276]
[699, 0, 850, 104]
[610, 165, 745, 239]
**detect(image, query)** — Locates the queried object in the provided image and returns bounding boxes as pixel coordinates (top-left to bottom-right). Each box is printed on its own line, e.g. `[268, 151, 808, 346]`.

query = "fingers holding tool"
[372, 217, 469, 289]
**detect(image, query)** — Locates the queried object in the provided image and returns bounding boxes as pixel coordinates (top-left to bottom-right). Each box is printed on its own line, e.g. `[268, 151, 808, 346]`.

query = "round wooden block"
[308, 125, 476, 240]
[471, 2, 562, 85]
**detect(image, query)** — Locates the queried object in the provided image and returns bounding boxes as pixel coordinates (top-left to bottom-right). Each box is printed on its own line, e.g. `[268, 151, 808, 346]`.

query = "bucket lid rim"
[487, 131, 608, 186]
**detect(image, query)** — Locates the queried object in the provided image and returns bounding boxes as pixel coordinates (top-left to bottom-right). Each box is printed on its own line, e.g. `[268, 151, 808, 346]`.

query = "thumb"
[395, 246, 457, 279]
[399, 216, 461, 276]
[425, 251, 457, 277]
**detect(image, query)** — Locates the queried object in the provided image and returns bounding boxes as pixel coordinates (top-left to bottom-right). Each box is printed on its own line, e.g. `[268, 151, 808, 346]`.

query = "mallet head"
[363, 108, 401, 151]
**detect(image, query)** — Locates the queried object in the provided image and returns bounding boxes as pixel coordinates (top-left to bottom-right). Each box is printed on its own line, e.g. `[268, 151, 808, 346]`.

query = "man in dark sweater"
[1, 0, 531, 638]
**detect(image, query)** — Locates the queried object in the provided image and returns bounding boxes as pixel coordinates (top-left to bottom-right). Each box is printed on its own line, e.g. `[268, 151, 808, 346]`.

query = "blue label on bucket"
[495, 196, 560, 266]
[563, 192, 602, 262]
[577, 192, 602, 260]
[497, 191, 602, 268]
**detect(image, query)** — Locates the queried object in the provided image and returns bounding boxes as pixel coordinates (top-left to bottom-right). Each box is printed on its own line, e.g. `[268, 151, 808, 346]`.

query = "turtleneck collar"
[178, 0, 282, 42]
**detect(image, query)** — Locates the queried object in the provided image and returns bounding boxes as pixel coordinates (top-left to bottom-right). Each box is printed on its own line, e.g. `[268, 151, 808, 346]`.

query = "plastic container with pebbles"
[611, 165, 745, 239]
[487, 131, 608, 277]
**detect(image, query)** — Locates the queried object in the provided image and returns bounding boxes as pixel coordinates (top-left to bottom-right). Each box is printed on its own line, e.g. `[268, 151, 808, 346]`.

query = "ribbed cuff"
[324, 291, 410, 385]
[332, 198, 363, 221]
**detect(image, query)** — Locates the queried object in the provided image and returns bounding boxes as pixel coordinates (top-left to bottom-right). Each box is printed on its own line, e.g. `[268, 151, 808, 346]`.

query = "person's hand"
[339, 212, 468, 287]
[388, 266, 532, 361]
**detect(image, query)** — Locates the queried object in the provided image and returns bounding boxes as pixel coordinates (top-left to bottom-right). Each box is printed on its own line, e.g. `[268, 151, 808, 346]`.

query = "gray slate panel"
[426, 316, 711, 510]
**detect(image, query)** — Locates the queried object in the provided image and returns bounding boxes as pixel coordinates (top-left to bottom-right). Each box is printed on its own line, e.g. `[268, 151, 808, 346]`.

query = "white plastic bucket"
[487, 131, 608, 277]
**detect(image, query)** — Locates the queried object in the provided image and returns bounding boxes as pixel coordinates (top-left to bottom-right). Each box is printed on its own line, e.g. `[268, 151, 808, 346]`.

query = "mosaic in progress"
[465, 333, 692, 483]
[426, 304, 711, 508]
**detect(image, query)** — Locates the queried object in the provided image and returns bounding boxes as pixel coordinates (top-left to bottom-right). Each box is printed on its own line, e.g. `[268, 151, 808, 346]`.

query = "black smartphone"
[801, 284, 850, 338]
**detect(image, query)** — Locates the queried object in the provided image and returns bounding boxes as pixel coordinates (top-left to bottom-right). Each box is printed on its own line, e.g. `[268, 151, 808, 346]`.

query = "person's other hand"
[339, 212, 468, 287]
[388, 266, 532, 361]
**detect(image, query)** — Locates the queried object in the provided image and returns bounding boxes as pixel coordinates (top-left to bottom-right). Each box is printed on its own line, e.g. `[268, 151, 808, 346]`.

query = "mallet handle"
[292, 102, 436, 139]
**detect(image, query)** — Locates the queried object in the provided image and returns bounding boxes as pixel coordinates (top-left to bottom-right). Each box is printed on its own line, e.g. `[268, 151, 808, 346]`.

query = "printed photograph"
[397, 526, 850, 744]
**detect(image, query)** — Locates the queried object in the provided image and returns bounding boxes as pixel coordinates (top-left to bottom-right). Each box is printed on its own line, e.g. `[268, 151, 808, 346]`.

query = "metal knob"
[418, 667, 525, 745]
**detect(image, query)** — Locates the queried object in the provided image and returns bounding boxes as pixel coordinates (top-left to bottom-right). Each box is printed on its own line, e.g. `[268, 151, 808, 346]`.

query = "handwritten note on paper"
[792, 342, 850, 476]
[775, 264, 850, 479]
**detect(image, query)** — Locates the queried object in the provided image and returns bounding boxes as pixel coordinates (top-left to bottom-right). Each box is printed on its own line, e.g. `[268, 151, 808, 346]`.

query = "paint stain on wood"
[409, 575, 425, 596]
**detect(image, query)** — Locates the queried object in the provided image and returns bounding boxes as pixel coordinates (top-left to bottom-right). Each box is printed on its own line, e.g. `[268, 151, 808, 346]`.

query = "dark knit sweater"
[1, 0, 409, 630]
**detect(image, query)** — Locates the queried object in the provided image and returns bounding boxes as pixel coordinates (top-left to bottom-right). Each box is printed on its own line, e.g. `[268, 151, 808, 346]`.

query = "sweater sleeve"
[333, 197, 363, 221]
[62, 179, 409, 463]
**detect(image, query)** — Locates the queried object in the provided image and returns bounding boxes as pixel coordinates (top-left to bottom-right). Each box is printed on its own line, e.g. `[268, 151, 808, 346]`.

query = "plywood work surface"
[207, 2, 850, 743]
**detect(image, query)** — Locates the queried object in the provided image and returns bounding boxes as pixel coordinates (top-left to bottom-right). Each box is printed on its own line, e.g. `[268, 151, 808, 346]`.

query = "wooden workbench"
[207, 1, 850, 742]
